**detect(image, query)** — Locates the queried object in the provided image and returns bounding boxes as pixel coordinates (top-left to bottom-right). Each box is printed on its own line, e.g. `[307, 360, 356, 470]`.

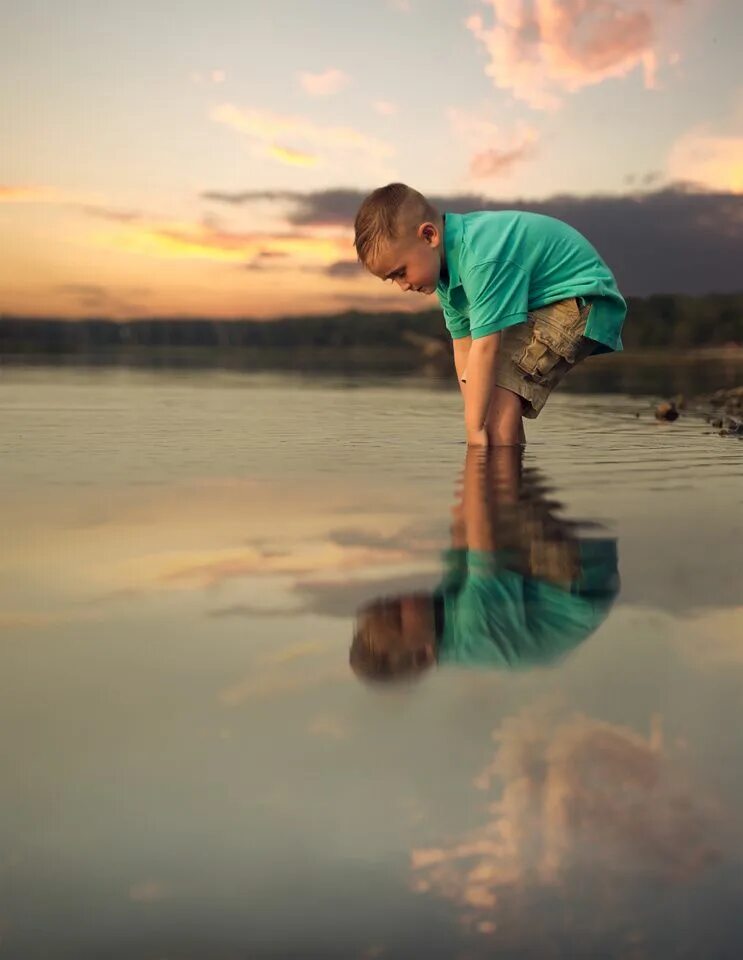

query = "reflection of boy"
[432, 540, 618, 670]
[350, 450, 619, 682]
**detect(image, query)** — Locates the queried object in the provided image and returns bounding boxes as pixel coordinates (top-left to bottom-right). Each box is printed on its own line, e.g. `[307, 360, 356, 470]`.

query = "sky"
[1, 0, 741, 319]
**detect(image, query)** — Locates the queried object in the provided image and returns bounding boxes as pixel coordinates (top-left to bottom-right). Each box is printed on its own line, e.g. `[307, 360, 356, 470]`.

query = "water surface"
[1, 364, 741, 959]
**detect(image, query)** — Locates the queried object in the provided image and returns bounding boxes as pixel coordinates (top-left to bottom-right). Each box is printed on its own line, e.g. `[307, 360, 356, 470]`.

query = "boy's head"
[354, 183, 444, 296]
[350, 593, 438, 683]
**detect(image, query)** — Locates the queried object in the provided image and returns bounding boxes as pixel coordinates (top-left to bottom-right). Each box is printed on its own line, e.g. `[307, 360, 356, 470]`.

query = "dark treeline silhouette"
[1, 293, 742, 356]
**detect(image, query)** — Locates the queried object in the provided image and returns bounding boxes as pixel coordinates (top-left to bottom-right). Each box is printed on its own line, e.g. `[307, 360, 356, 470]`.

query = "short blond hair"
[353, 183, 439, 267]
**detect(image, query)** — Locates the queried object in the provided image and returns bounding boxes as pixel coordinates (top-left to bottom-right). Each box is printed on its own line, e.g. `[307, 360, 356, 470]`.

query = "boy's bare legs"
[486, 385, 525, 446]
[455, 338, 526, 446]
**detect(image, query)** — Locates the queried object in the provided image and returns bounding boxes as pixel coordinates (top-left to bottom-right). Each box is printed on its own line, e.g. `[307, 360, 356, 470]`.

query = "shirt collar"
[437, 212, 463, 296]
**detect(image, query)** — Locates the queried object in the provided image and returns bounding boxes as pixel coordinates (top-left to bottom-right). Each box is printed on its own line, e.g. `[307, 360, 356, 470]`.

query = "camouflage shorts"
[495, 297, 597, 419]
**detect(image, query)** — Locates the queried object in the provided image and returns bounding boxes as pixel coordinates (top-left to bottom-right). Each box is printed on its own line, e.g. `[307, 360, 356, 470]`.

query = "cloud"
[447, 109, 539, 178]
[0, 185, 67, 203]
[322, 260, 363, 279]
[80, 204, 142, 223]
[201, 188, 362, 226]
[372, 100, 399, 116]
[211, 104, 394, 172]
[469, 142, 538, 178]
[85, 207, 348, 263]
[243, 249, 294, 271]
[191, 68, 226, 85]
[199, 185, 743, 295]
[466, 0, 687, 110]
[267, 144, 319, 167]
[668, 129, 743, 193]
[299, 68, 350, 96]
[54, 282, 150, 316]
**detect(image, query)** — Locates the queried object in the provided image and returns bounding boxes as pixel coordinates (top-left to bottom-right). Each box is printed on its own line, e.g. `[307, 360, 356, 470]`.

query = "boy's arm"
[463, 332, 501, 444]
[452, 336, 471, 399]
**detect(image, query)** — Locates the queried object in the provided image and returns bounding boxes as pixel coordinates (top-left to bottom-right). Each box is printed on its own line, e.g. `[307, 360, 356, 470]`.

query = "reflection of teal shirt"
[434, 541, 619, 669]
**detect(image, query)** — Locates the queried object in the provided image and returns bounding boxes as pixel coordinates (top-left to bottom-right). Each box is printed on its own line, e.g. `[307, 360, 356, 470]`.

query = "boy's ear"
[418, 221, 440, 246]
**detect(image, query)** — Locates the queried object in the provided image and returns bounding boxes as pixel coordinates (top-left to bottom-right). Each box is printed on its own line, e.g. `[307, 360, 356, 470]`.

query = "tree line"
[1, 293, 741, 355]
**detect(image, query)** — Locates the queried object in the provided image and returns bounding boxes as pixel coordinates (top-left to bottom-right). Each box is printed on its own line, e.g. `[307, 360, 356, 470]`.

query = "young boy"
[353, 183, 627, 446]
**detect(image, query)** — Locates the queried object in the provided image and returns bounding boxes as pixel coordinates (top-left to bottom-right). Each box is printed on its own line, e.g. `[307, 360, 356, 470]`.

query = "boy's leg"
[485, 385, 525, 446]
[493, 299, 596, 429]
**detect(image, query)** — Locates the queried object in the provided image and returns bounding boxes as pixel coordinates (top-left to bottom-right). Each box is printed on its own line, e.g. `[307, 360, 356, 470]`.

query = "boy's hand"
[466, 426, 489, 447]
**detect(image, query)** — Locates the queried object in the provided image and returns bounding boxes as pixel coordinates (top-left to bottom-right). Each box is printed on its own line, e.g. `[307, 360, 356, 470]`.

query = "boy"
[353, 183, 627, 446]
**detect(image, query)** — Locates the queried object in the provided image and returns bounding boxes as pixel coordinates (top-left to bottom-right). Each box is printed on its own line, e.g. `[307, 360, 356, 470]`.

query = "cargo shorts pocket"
[514, 298, 587, 385]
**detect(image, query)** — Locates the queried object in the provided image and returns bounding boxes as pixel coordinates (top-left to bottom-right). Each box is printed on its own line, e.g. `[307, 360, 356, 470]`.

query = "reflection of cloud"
[128, 879, 170, 902]
[299, 68, 350, 96]
[217, 638, 348, 710]
[411, 708, 720, 934]
[359, 947, 386, 960]
[466, 0, 686, 110]
[157, 542, 412, 589]
[260, 640, 335, 665]
[219, 664, 344, 706]
[0, 610, 101, 630]
[207, 570, 440, 621]
[673, 607, 743, 666]
[307, 713, 349, 740]
[207, 603, 296, 618]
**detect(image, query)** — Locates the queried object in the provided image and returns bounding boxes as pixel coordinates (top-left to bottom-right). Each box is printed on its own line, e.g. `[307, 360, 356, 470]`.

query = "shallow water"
[1, 363, 742, 959]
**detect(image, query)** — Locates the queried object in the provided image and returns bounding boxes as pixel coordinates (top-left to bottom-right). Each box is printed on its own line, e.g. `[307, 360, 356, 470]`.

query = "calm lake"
[1, 359, 742, 959]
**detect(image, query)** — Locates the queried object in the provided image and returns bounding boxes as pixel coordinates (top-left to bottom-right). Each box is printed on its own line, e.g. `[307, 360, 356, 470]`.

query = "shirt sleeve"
[441, 300, 470, 340]
[463, 260, 529, 340]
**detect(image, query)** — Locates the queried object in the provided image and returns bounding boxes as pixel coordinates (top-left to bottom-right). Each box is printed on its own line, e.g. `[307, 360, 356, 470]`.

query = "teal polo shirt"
[436, 211, 626, 351]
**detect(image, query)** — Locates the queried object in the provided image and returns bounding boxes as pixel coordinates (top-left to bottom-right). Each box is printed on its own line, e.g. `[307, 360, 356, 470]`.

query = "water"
[1, 363, 742, 959]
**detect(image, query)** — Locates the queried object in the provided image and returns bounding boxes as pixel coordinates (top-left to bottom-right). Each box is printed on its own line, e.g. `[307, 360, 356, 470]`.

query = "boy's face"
[369, 221, 443, 295]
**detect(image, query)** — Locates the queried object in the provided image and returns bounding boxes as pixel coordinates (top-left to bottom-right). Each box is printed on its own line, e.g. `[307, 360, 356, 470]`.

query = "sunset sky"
[2, 0, 741, 319]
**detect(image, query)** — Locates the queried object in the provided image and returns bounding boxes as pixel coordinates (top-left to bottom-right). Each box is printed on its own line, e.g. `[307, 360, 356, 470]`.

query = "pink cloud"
[448, 109, 539, 178]
[668, 127, 743, 193]
[0, 185, 68, 203]
[372, 100, 399, 116]
[210, 104, 395, 175]
[466, 0, 688, 110]
[299, 68, 350, 96]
